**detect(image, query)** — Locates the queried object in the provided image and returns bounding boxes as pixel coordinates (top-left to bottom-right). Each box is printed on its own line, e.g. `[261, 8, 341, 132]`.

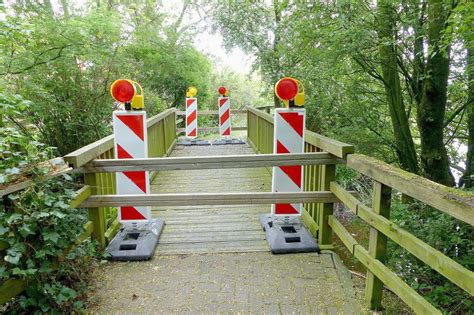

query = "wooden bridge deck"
[89, 142, 361, 314]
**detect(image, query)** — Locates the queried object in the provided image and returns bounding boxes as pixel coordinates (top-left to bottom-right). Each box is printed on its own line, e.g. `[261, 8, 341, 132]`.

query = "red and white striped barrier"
[113, 111, 150, 223]
[218, 97, 231, 136]
[272, 108, 306, 217]
[186, 98, 198, 138]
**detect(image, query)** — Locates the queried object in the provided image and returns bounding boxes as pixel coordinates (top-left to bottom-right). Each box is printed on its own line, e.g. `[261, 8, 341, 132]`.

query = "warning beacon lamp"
[110, 79, 144, 110]
[186, 86, 198, 98]
[274, 77, 305, 108]
[218, 86, 229, 97]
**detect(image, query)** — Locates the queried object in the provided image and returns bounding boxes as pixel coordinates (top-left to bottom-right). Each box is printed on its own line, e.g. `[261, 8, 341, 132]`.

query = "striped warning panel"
[186, 98, 198, 138]
[219, 97, 231, 136]
[271, 108, 306, 217]
[113, 111, 150, 223]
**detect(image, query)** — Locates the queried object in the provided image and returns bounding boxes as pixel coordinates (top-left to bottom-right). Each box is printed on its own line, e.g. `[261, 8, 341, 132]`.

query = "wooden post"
[84, 173, 107, 248]
[365, 180, 392, 309]
[318, 164, 335, 246]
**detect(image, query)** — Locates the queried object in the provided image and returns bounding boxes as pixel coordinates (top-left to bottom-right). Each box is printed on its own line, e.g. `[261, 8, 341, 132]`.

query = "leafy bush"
[1, 176, 100, 313]
[1, 92, 100, 313]
[0, 93, 55, 185]
[388, 200, 474, 313]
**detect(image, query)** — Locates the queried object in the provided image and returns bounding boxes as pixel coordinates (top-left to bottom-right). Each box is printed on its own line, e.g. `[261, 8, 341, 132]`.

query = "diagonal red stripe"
[121, 206, 146, 220]
[117, 144, 133, 159]
[117, 114, 144, 141]
[275, 203, 299, 215]
[279, 165, 302, 188]
[123, 171, 147, 193]
[188, 128, 196, 137]
[220, 109, 229, 125]
[276, 140, 290, 154]
[187, 110, 196, 125]
[219, 98, 228, 107]
[186, 99, 195, 107]
[279, 112, 304, 137]
[223, 127, 231, 136]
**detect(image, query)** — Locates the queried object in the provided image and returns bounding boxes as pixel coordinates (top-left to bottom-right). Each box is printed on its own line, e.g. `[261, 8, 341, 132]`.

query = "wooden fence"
[246, 106, 474, 314]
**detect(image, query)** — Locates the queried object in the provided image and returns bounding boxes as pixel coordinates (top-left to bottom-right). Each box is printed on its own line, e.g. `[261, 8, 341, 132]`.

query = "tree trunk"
[462, 46, 473, 188]
[377, 0, 419, 174]
[416, 0, 454, 186]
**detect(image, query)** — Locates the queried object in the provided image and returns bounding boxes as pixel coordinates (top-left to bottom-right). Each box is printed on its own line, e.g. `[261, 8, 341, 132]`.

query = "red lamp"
[110, 79, 136, 103]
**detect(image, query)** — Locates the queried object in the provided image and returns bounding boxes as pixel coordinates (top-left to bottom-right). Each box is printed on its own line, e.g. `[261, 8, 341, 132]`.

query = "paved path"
[89, 142, 361, 314]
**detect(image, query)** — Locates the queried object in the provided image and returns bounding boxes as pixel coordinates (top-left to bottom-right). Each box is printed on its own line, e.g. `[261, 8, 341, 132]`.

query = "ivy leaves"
[0, 176, 99, 312]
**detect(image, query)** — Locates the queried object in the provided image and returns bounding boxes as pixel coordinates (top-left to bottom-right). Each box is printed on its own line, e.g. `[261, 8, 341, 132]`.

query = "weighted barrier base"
[212, 138, 246, 145]
[177, 139, 211, 146]
[106, 219, 164, 261]
[260, 214, 320, 254]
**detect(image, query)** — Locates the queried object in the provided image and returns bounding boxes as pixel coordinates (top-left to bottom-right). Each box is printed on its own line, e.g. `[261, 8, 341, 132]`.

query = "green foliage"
[1, 1, 215, 155]
[0, 176, 99, 313]
[388, 200, 474, 313]
[0, 93, 55, 185]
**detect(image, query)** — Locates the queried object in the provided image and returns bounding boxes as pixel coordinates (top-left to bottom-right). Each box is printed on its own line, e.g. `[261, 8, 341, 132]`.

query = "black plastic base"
[212, 138, 246, 145]
[260, 214, 320, 254]
[106, 219, 164, 261]
[177, 139, 211, 146]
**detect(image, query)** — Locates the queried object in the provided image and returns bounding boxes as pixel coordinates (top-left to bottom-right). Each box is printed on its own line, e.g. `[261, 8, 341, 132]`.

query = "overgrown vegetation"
[335, 167, 473, 313]
[1, 92, 100, 313]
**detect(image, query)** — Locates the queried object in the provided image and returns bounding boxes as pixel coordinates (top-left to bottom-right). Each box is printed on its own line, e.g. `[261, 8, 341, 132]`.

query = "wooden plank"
[305, 131, 355, 158]
[0, 279, 27, 304]
[347, 154, 474, 225]
[86, 153, 342, 172]
[176, 109, 247, 116]
[82, 191, 343, 207]
[76, 221, 94, 244]
[146, 108, 177, 127]
[104, 219, 120, 242]
[0, 158, 73, 197]
[155, 240, 268, 255]
[246, 106, 274, 123]
[69, 186, 92, 208]
[85, 173, 106, 248]
[331, 182, 474, 296]
[365, 181, 392, 310]
[328, 215, 358, 252]
[319, 164, 335, 246]
[329, 216, 440, 314]
[354, 245, 440, 314]
[64, 108, 176, 168]
[301, 207, 319, 237]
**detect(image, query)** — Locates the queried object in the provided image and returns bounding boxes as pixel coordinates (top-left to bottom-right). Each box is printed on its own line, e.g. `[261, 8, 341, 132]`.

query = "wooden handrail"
[81, 191, 345, 207]
[330, 182, 474, 295]
[328, 216, 441, 314]
[64, 108, 176, 168]
[347, 154, 474, 225]
[84, 152, 343, 172]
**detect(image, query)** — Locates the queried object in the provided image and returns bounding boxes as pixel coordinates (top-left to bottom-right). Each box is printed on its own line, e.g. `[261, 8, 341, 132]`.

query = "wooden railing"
[64, 108, 177, 247]
[246, 107, 474, 314]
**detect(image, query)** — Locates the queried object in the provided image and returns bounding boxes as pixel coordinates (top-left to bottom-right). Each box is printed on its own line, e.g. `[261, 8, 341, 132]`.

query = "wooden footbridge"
[2, 107, 473, 313]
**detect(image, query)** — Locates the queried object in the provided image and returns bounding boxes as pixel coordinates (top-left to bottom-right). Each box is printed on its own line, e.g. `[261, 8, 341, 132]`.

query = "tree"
[376, 0, 419, 174]
[211, 1, 296, 108]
